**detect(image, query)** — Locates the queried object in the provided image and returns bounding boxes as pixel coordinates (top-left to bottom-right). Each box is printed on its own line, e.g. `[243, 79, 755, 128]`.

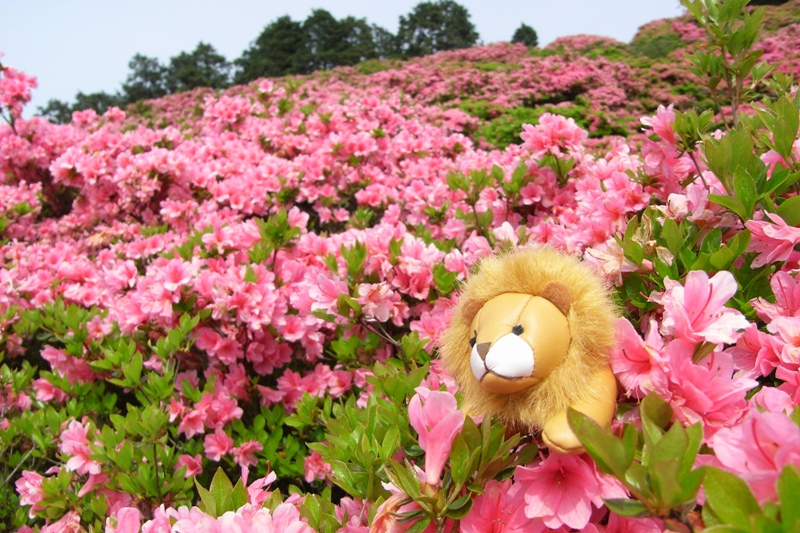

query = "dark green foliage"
[631, 32, 686, 58]
[166, 42, 230, 93]
[37, 98, 76, 124]
[300, 10, 380, 72]
[121, 54, 169, 103]
[234, 16, 307, 83]
[234, 11, 394, 83]
[397, 0, 479, 58]
[38, 91, 122, 124]
[511, 23, 539, 47]
[72, 91, 122, 115]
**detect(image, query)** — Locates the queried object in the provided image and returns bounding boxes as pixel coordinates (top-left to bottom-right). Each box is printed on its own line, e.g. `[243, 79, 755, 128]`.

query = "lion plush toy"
[440, 247, 619, 454]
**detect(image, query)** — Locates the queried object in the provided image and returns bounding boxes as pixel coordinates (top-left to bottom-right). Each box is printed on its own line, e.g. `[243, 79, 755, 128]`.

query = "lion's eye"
[512, 324, 524, 335]
[469, 336, 477, 347]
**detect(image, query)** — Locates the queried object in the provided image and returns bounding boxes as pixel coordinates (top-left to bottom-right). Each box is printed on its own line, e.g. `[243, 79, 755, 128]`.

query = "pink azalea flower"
[303, 449, 332, 482]
[751, 270, 800, 322]
[233, 440, 263, 468]
[59, 419, 102, 475]
[309, 274, 348, 314]
[407, 387, 465, 485]
[106, 507, 141, 533]
[461, 479, 546, 533]
[520, 113, 588, 158]
[664, 341, 757, 439]
[609, 318, 669, 397]
[178, 408, 207, 438]
[746, 213, 800, 267]
[517, 453, 601, 530]
[659, 270, 750, 345]
[604, 512, 664, 532]
[242, 466, 277, 507]
[725, 323, 783, 378]
[640, 104, 678, 145]
[177, 454, 203, 477]
[204, 428, 234, 462]
[41, 510, 82, 533]
[712, 409, 800, 503]
[15, 470, 45, 517]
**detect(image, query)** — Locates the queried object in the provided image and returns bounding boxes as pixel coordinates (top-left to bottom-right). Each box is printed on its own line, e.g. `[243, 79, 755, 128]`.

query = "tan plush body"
[440, 247, 619, 454]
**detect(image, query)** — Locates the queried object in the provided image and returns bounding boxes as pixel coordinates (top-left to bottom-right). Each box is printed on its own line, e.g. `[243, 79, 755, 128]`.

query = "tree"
[234, 15, 307, 83]
[73, 91, 122, 115]
[299, 10, 384, 72]
[38, 99, 73, 124]
[300, 9, 345, 71]
[37, 91, 121, 124]
[121, 54, 169, 104]
[338, 16, 384, 65]
[166, 42, 230, 93]
[371, 24, 400, 59]
[396, 0, 479, 58]
[511, 23, 539, 48]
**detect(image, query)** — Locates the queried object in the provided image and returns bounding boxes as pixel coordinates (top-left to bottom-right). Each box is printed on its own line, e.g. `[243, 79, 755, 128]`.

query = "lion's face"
[467, 292, 570, 395]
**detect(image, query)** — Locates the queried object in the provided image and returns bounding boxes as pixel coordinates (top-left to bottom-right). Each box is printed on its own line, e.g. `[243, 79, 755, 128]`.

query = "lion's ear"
[540, 281, 571, 315]
[460, 298, 485, 326]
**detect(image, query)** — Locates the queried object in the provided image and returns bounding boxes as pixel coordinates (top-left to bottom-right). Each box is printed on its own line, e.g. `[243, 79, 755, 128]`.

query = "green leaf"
[330, 460, 365, 498]
[709, 194, 747, 220]
[680, 423, 704, 477]
[115, 441, 133, 471]
[778, 196, 800, 227]
[704, 137, 733, 190]
[446, 172, 469, 193]
[433, 264, 458, 294]
[640, 393, 672, 464]
[449, 434, 471, 485]
[386, 460, 420, 499]
[662, 218, 683, 257]
[732, 168, 757, 220]
[405, 516, 432, 533]
[651, 458, 683, 508]
[640, 393, 672, 430]
[710, 247, 735, 271]
[336, 293, 362, 317]
[604, 498, 651, 518]
[777, 465, 800, 527]
[196, 467, 238, 518]
[752, 515, 784, 533]
[704, 467, 762, 529]
[727, 230, 752, 258]
[460, 416, 481, 452]
[230, 479, 249, 511]
[381, 426, 400, 463]
[652, 423, 690, 466]
[123, 352, 143, 385]
[773, 117, 796, 161]
[701, 526, 748, 533]
[622, 239, 644, 267]
[445, 496, 474, 519]
[567, 408, 630, 478]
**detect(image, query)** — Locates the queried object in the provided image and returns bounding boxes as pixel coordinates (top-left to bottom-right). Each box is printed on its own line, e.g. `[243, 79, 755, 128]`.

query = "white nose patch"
[470, 344, 486, 381]
[470, 333, 534, 381]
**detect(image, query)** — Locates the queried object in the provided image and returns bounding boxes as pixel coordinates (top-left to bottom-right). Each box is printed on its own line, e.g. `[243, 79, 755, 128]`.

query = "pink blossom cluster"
[2, 10, 800, 529]
[0, 58, 38, 121]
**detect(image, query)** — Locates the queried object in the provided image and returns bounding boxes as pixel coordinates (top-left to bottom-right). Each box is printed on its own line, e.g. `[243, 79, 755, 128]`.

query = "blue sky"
[2, 1, 685, 114]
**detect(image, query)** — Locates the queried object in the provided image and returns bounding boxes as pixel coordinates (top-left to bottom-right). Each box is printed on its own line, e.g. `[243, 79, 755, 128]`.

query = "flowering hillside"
[2, 0, 800, 531]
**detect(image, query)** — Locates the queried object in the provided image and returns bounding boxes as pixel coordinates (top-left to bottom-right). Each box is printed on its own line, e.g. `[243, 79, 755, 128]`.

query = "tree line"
[39, 0, 538, 123]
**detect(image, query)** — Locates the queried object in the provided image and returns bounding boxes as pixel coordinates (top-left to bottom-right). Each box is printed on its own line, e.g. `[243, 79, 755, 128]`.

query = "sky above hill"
[2, 1, 685, 114]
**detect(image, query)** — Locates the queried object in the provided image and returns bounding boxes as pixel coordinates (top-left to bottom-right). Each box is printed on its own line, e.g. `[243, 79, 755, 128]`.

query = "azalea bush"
[2, 0, 800, 531]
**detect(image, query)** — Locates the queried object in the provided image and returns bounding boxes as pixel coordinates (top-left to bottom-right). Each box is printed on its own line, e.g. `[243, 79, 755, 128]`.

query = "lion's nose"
[476, 342, 491, 360]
